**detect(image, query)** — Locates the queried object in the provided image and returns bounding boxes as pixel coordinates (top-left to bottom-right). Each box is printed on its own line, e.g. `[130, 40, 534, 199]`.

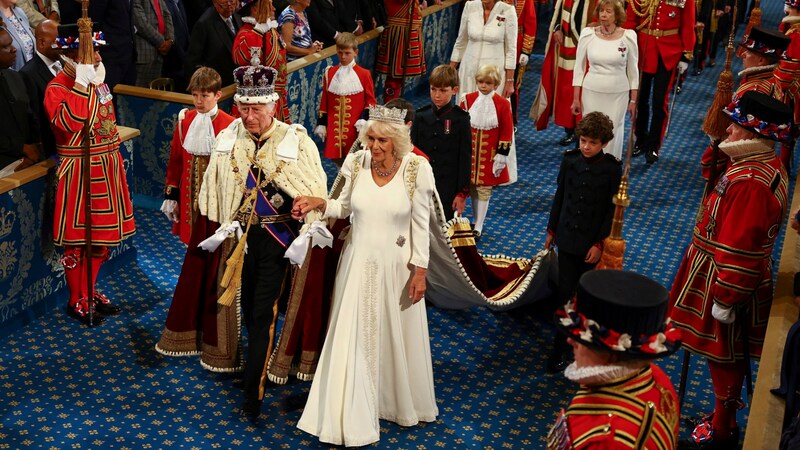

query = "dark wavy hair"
[576, 111, 615, 144]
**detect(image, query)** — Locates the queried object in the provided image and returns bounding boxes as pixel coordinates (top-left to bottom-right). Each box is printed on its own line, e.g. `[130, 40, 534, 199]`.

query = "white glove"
[711, 303, 736, 324]
[355, 119, 366, 132]
[677, 61, 689, 74]
[492, 154, 508, 177]
[75, 64, 97, 87]
[518, 53, 529, 67]
[93, 62, 106, 85]
[314, 125, 327, 141]
[160, 199, 179, 223]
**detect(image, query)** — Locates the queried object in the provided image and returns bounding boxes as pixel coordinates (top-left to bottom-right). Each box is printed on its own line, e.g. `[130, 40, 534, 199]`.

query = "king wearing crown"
[197, 64, 327, 418]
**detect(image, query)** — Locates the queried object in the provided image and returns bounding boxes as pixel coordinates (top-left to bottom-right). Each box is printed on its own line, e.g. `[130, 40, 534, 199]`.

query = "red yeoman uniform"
[163, 108, 235, 244]
[232, 20, 291, 122]
[318, 63, 376, 159]
[375, 0, 426, 101]
[461, 91, 513, 186]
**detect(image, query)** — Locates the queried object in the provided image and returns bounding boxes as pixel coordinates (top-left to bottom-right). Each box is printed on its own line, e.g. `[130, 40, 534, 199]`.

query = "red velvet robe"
[461, 91, 513, 186]
[164, 108, 235, 244]
[319, 64, 376, 159]
[45, 65, 136, 246]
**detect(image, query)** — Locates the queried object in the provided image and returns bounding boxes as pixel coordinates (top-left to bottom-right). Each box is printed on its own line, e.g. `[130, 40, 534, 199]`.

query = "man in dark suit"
[20, 20, 60, 158]
[0, 28, 41, 172]
[306, 0, 363, 47]
[88, 0, 137, 90]
[184, 0, 241, 87]
[163, 0, 190, 92]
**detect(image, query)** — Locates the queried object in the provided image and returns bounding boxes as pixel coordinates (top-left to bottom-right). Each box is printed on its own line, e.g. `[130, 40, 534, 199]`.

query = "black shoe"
[708, 59, 716, 67]
[66, 301, 105, 327]
[473, 229, 481, 243]
[676, 85, 683, 94]
[677, 427, 739, 449]
[692, 68, 702, 76]
[93, 293, 121, 316]
[632, 142, 645, 158]
[645, 149, 659, 164]
[558, 134, 577, 146]
[241, 398, 262, 418]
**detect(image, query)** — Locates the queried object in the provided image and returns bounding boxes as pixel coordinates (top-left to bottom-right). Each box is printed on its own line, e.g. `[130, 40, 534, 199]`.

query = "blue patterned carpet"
[0, 5, 791, 449]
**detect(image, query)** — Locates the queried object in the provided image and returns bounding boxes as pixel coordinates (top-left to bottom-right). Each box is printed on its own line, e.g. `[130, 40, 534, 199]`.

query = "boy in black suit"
[410, 65, 471, 221]
[544, 111, 621, 373]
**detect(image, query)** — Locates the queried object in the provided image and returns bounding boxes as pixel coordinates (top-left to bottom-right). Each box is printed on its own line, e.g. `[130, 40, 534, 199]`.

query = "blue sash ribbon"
[246, 167, 296, 248]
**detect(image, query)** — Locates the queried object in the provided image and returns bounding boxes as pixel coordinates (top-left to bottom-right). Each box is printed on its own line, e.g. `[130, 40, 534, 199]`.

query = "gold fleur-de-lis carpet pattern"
[0, 4, 788, 448]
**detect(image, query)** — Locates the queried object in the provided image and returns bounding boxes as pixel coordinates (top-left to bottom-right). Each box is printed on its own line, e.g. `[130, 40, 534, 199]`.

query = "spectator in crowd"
[232, 0, 292, 122]
[460, 64, 513, 240]
[294, 104, 438, 446]
[132, 0, 175, 88]
[19, 19, 59, 157]
[278, 0, 323, 61]
[548, 270, 681, 449]
[411, 64, 471, 221]
[198, 65, 327, 418]
[544, 111, 621, 373]
[88, 0, 137, 90]
[162, 0, 190, 91]
[17, 0, 58, 27]
[184, 0, 241, 87]
[1, 0, 35, 71]
[570, 0, 638, 160]
[306, 0, 363, 47]
[530, 0, 596, 146]
[357, 0, 384, 30]
[449, 0, 517, 100]
[314, 32, 375, 167]
[0, 26, 40, 172]
[184, 0, 211, 32]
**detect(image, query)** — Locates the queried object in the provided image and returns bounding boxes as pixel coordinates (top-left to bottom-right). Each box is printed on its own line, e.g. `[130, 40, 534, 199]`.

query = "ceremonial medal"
[444, 119, 451, 135]
[713, 175, 729, 195]
[270, 192, 284, 208]
[96, 84, 113, 104]
[668, 10, 677, 18]
[396, 235, 406, 247]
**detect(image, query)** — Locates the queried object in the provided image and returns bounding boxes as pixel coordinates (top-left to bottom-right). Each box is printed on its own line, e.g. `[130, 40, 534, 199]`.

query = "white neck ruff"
[564, 360, 647, 386]
[738, 63, 779, 78]
[184, 105, 219, 156]
[469, 92, 499, 130]
[719, 137, 775, 160]
[328, 61, 364, 96]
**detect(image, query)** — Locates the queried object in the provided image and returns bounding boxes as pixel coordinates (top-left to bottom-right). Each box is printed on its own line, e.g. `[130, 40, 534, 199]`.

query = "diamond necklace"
[372, 158, 399, 177]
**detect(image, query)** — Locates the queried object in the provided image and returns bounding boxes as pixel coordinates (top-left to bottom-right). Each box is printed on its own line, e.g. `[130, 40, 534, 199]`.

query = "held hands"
[584, 246, 601, 264]
[677, 61, 689, 74]
[553, 30, 564, 47]
[314, 125, 327, 141]
[452, 196, 466, 216]
[292, 195, 326, 220]
[160, 199, 179, 223]
[492, 154, 508, 177]
[711, 302, 735, 324]
[409, 267, 426, 304]
[570, 99, 581, 116]
[158, 39, 173, 56]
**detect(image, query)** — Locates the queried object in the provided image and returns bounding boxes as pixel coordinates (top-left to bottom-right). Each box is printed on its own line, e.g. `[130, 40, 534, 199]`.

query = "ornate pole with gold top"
[78, 0, 98, 326]
[595, 127, 633, 270]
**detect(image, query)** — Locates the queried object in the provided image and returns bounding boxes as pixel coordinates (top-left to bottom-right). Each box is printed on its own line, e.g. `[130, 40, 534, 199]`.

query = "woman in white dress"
[449, 0, 517, 101]
[292, 105, 438, 447]
[570, 0, 638, 160]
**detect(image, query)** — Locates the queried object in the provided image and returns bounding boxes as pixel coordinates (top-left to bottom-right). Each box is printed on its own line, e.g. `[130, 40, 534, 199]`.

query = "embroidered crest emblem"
[270, 193, 284, 208]
[396, 235, 406, 247]
[496, 16, 505, 26]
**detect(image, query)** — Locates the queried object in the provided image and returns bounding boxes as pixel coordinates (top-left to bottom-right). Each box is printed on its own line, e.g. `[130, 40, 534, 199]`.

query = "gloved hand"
[93, 62, 106, 85]
[518, 53, 529, 67]
[75, 64, 97, 87]
[711, 302, 735, 324]
[677, 61, 689, 74]
[314, 125, 327, 141]
[160, 199, 179, 223]
[355, 119, 366, 132]
[492, 154, 508, 177]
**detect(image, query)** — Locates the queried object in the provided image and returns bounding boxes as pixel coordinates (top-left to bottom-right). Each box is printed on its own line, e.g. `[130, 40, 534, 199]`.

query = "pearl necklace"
[599, 25, 617, 36]
[372, 158, 399, 177]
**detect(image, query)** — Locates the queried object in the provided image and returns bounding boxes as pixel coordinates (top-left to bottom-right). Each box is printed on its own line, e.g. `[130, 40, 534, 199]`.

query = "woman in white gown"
[292, 105, 438, 447]
[570, 0, 639, 160]
[449, 0, 517, 101]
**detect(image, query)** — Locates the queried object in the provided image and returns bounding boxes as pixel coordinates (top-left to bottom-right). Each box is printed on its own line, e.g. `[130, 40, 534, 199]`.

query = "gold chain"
[228, 139, 287, 214]
[630, 0, 658, 19]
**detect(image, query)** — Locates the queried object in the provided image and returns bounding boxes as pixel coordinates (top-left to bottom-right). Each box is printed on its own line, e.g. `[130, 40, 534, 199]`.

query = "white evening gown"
[297, 150, 439, 447]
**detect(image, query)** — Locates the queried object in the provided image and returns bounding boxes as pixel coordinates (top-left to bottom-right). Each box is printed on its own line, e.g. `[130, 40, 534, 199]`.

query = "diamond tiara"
[368, 105, 407, 124]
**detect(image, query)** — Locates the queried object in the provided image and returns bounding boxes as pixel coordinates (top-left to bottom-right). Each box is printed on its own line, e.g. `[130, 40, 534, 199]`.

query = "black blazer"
[19, 54, 56, 157]
[184, 7, 242, 87]
[0, 69, 39, 169]
[89, 0, 136, 65]
[306, 0, 362, 47]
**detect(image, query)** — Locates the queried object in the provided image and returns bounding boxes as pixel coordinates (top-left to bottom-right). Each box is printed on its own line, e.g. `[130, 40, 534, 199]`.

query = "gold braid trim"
[630, 0, 659, 29]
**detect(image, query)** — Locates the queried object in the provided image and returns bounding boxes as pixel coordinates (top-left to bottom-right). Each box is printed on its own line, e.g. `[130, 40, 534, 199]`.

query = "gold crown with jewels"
[368, 105, 407, 124]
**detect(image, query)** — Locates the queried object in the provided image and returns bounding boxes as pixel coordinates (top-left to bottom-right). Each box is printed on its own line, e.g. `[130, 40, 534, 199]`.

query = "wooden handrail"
[0, 126, 141, 195]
